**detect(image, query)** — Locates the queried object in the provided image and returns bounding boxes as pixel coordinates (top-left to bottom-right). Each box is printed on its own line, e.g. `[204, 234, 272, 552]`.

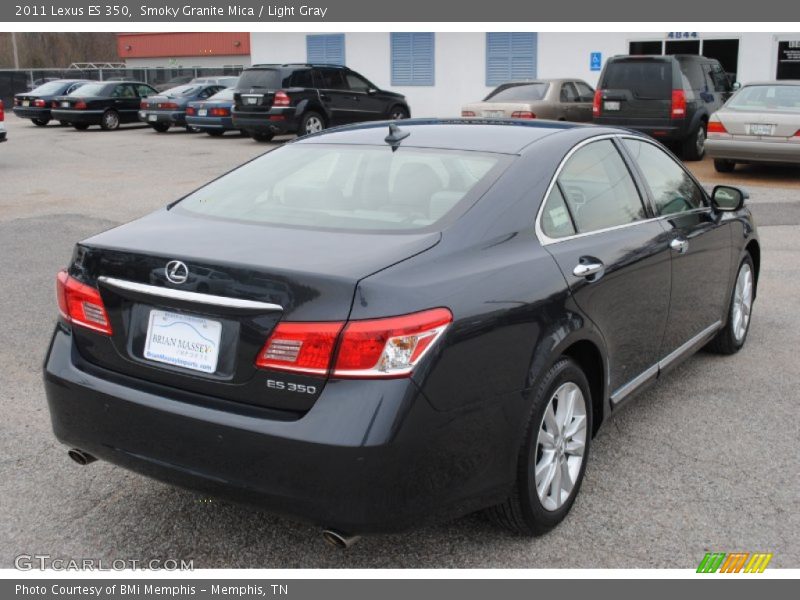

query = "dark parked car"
[44, 120, 759, 543]
[13, 79, 93, 126]
[139, 83, 229, 132]
[232, 63, 410, 142]
[593, 54, 735, 160]
[186, 88, 242, 136]
[51, 81, 159, 131]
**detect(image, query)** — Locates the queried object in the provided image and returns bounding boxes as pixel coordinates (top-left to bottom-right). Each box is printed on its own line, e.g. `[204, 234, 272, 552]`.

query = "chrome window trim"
[610, 320, 723, 405]
[98, 277, 283, 312]
[534, 133, 712, 246]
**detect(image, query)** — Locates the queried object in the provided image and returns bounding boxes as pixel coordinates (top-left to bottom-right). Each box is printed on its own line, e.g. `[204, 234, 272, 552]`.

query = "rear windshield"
[237, 69, 287, 89]
[602, 60, 672, 99]
[485, 83, 549, 102]
[176, 144, 505, 232]
[728, 85, 800, 113]
[209, 88, 235, 101]
[163, 85, 203, 97]
[29, 81, 70, 95]
[67, 83, 108, 96]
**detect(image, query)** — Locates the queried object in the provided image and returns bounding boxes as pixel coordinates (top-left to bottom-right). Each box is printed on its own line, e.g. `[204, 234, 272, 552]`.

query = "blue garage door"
[391, 33, 435, 86]
[486, 33, 537, 86]
[307, 34, 346, 65]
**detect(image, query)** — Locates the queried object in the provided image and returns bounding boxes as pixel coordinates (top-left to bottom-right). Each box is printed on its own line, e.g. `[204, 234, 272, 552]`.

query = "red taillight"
[14, 97, 21, 106]
[158, 102, 178, 110]
[793, 130, 800, 138]
[140, 101, 148, 109]
[511, 111, 536, 119]
[186, 106, 197, 115]
[461, 110, 476, 117]
[670, 90, 686, 119]
[593, 90, 602, 117]
[256, 322, 343, 375]
[74, 101, 87, 110]
[34, 99, 46, 107]
[0, 100, 4, 121]
[51, 100, 58, 108]
[210, 107, 230, 117]
[334, 308, 452, 379]
[255, 308, 453, 378]
[55, 270, 112, 335]
[707, 120, 728, 134]
[269, 115, 286, 121]
[273, 91, 290, 107]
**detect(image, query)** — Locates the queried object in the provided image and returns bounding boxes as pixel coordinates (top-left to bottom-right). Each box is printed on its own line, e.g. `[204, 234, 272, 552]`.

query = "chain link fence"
[0, 66, 244, 105]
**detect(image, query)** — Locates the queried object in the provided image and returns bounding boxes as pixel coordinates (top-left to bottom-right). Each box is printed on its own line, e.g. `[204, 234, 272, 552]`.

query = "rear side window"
[602, 60, 672, 98]
[290, 70, 314, 88]
[555, 140, 646, 233]
[623, 139, 705, 215]
[317, 69, 347, 90]
[176, 145, 506, 232]
[237, 69, 288, 90]
[540, 186, 576, 239]
[485, 83, 549, 102]
[678, 59, 707, 90]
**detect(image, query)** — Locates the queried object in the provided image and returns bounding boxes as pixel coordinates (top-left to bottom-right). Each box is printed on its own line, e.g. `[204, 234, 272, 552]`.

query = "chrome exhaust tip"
[67, 449, 97, 466]
[322, 529, 361, 549]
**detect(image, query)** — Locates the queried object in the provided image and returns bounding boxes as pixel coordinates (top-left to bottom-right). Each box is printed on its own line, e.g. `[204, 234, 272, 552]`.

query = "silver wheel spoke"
[564, 414, 586, 439]
[565, 438, 585, 456]
[543, 403, 558, 435]
[537, 461, 556, 499]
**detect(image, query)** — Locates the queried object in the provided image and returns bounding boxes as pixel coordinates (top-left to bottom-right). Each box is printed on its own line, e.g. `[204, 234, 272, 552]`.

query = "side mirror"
[731, 81, 741, 91]
[711, 185, 748, 212]
[367, 88, 378, 95]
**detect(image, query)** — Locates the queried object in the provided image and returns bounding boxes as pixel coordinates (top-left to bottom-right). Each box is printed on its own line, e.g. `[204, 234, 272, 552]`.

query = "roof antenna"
[385, 122, 410, 151]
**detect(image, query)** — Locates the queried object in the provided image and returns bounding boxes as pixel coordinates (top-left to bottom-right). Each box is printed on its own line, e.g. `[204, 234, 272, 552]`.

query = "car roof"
[249, 63, 347, 70]
[295, 118, 595, 154]
[740, 80, 800, 86]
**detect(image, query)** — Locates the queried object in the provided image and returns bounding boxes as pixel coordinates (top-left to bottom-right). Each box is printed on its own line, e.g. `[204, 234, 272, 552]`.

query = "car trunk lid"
[67, 209, 440, 411]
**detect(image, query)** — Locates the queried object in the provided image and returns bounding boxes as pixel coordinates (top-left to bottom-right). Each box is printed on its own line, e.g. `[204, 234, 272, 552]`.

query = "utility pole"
[11, 32, 20, 69]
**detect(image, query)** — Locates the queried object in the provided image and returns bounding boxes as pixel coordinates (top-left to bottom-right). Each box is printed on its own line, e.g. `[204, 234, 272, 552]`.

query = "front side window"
[177, 144, 505, 232]
[560, 82, 578, 103]
[345, 72, 372, 92]
[555, 140, 646, 234]
[623, 139, 705, 216]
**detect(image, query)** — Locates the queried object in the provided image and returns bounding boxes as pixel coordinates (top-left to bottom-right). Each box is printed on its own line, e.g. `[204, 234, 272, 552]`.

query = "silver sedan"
[461, 79, 595, 122]
[707, 81, 800, 172]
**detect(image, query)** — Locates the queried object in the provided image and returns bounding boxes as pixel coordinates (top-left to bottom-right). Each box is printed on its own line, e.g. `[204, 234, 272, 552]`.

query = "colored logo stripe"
[697, 552, 773, 573]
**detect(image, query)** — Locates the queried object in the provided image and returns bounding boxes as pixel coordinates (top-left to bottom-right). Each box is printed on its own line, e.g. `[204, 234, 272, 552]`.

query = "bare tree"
[0, 33, 118, 68]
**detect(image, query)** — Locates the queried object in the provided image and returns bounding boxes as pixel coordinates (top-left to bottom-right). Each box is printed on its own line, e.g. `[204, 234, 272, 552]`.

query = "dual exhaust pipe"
[67, 449, 361, 548]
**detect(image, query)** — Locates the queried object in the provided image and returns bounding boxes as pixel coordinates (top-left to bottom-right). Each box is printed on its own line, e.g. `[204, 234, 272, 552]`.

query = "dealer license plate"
[148, 114, 157, 122]
[198, 109, 208, 116]
[144, 309, 222, 374]
[61, 101, 69, 107]
[483, 110, 505, 118]
[604, 101, 621, 111]
[22, 100, 30, 107]
[748, 123, 774, 136]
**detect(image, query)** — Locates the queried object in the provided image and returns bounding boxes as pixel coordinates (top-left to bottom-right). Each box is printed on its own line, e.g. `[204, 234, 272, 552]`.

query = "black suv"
[232, 63, 411, 142]
[593, 55, 734, 160]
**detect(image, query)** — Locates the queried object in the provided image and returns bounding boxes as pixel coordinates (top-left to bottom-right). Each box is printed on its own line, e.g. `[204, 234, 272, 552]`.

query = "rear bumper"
[594, 117, 689, 141]
[13, 106, 51, 120]
[706, 138, 800, 164]
[139, 110, 187, 126]
[44, 327, 514, 532]
[51, 109, 104, 125]
[232, 110, 298, 135]
[185, 115, 237, 131]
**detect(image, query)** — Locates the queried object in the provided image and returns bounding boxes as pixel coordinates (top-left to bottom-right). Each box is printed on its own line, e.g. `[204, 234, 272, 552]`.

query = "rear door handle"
[670, 238, 689, 254]
[573, 261, 604, 278]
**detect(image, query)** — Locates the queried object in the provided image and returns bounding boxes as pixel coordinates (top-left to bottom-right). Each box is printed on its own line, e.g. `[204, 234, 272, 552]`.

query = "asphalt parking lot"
[1, 117, 798, 569]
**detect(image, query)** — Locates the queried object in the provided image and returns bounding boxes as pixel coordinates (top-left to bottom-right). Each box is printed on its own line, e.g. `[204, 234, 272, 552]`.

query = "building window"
[486, 33, 537, 86]
[306, 34, 345, 65]
[390, 33, 435, 86]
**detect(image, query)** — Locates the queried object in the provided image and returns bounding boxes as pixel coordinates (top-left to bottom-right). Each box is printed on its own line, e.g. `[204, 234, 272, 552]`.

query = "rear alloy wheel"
[151, 123, 170, 133]
[714, 159, 736, 173]
[32, 118, 50, 127]
[299, 111, 325, 135]
[390, 106, 409, 120]
[708, 255, 755, 355]
[487, 357, 591, 535]
[100, 110, 120, 131]
[73, 123, 90, 131]
[251, 131, 275, 143]
[682, 123, 707, 161]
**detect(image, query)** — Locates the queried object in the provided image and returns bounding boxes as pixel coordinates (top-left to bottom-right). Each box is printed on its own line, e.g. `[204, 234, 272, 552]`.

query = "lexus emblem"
[165, 260, 189, 284]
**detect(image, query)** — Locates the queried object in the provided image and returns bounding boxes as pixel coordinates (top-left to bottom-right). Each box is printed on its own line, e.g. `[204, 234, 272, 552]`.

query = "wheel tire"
[298, 111, 325, 136]
[151, 123, 170, 133]
[707, 254, 755, 355]
[681, 123, 707, 161]
[100, 110, 120, 131]
[487, 357, 592, 536]
[389, 105, 409, 120]
[32, 118, 50, 127]
[251, 131, 275, 142]
[73, 123, 90, 130]
[714, 159, 736, 173]
[58, 120, 70, 127]
[206, 130, 225, 137]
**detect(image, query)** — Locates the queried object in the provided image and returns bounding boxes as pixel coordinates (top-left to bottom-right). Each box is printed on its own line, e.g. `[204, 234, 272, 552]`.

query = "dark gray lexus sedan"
[44, 119, 759, 546]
